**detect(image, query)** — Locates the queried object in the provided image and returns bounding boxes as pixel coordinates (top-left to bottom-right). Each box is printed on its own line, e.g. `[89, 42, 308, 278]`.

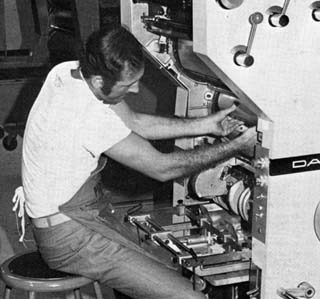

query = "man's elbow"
[148, 166, 182, 182]
[154, 172, 172, 182]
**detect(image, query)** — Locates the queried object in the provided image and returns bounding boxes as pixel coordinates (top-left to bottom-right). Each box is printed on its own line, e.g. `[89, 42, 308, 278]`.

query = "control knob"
[256, 175, 268, 187]
[311, 2, 320, 21]
[254, 157, 270, 169]
[268, 0, 291, 27]
[312, 8, 320, 21]
[218, 0, 244, 10]
[255, 212, 264, 219]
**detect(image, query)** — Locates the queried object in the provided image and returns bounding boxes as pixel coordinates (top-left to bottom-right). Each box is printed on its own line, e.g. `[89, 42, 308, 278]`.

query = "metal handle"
[234, 12, 263, 67]
[277, 282, 315, 299]
[269, 0, 291, 27]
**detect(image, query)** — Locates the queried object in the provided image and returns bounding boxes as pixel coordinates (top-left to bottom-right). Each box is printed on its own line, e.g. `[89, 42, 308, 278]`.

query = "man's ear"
[91, 76, 104, 89]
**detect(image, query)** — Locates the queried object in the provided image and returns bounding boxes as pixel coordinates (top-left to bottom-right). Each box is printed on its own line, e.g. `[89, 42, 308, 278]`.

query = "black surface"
[8, 252, 74, 279]
[270, 153, 320, 176]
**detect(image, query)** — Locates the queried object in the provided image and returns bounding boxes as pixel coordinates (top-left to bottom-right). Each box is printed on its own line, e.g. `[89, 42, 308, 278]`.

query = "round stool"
[0, 251, 104, 299]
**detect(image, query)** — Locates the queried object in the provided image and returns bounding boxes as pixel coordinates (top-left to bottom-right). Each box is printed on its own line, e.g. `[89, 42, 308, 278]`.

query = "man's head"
[79, 26, 145, 104]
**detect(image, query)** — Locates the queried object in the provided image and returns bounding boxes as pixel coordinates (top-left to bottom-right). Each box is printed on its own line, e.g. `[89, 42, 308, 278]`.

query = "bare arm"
[111, 101, 243, 140]
[104, 127, 256, 182]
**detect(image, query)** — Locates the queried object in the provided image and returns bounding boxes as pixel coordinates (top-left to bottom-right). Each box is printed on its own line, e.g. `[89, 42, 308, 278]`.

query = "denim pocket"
[33, 220, 88, 269]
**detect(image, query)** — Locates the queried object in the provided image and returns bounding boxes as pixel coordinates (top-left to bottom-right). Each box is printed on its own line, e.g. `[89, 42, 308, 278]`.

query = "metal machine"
[120, 1, 320, 298]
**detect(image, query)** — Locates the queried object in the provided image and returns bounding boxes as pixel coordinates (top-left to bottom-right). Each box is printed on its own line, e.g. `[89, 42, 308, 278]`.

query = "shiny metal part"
[277, 282, 315, 299]
[218, 0, 244, 10]
[311, 2, 320, 21]
[128, 203, 250, 289]
[268, 0, 291, 27]
[233, 12, 263, 67]
[191, 260, 250, 277]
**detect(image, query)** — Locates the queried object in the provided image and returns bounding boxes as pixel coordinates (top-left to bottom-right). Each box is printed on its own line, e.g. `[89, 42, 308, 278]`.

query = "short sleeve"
[81, 104, 131, 157]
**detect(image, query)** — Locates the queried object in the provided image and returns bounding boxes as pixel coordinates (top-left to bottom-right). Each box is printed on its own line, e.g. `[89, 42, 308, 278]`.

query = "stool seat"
[0, 251, 103, 298]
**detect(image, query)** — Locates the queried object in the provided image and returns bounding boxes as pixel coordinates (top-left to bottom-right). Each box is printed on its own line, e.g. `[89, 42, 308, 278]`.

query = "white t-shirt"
[22, 61, 131, 218]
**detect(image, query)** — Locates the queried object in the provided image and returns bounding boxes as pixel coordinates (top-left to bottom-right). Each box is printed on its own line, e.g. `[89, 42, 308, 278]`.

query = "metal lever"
[269, 0, 291, 27]
[247, 287, 259, 299]
[234, 12, 264, 67]
[277, 282, 315, 299]
[146, 217, 165, 232]
[278, 288, 298, 299]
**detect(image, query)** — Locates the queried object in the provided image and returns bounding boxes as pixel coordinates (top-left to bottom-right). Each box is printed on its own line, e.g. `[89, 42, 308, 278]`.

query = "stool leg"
[4, 286, 11, 299]
[28, 291, 36, 299]
[74, 288, 83, 299]
[93, 281, 104, 299]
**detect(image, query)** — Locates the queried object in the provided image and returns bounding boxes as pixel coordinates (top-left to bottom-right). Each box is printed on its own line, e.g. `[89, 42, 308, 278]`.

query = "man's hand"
[207, 104, 244, 136]
[234, 126, 257, 157]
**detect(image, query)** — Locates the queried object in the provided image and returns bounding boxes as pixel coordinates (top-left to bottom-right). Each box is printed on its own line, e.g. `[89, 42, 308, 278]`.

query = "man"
[22, 27, 256, 299]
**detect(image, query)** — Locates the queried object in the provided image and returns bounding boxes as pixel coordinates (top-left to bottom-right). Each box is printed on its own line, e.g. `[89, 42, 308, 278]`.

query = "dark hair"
[79, 26, 144, 90]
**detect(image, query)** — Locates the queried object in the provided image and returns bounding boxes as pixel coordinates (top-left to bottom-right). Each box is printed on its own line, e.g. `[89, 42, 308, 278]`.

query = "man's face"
[97, 65, 144, 105]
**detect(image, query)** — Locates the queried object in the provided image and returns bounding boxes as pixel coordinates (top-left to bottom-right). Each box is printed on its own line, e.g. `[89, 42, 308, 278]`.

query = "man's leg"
[33, 220, 206, 299]
[113, 289, 133, 299]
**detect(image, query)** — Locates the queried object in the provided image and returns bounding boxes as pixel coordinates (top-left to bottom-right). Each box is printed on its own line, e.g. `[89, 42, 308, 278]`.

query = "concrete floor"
[0, 136, 115, 298]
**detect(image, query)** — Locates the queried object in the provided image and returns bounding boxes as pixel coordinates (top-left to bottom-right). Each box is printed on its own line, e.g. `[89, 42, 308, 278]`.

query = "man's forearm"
[132, 112, 210, 140]
[105, 127, 255, 182]
[156, 138, 242, 181]
[112, 100, 240, 140]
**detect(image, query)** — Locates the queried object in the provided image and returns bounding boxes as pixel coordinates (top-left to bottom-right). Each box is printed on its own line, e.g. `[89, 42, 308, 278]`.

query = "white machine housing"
[121, 1, 320, 298]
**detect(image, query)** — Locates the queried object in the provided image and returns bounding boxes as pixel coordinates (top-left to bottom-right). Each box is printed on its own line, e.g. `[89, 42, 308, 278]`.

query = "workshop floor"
[0, 136, 117, 299]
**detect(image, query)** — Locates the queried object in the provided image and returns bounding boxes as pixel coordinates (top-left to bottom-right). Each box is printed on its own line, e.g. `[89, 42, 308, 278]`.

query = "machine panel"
[121, 1, 320, 298]
[193, 0, 320, 158]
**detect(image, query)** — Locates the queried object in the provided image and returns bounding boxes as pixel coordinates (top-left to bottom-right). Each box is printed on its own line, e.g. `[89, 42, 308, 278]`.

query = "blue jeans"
[32, 220, 206, 299]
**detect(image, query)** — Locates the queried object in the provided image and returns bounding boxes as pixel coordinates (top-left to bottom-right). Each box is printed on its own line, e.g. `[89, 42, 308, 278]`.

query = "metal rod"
[153, 235, 179, 256]
[132, 219, 151, 235]
[167, 233, 198, 261]
[146, 217, 165, 231]
[282, 0, 291, 15]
